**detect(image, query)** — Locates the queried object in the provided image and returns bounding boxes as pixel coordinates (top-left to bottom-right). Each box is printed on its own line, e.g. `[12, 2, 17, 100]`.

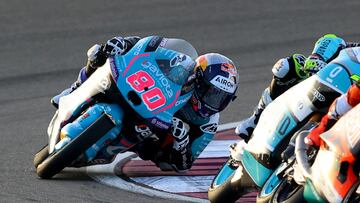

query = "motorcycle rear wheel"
[33, 145, 49, 169]
[36, 113, 115, 179]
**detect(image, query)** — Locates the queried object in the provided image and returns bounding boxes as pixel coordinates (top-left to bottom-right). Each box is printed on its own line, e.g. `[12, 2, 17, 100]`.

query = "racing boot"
[235, 88, 272, 142]
[50, 66, 88, 108]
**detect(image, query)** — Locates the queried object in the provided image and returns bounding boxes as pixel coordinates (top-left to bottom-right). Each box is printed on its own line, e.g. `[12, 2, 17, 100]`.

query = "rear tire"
[33, 145, 49, 169]
[271, 178, 305, 203]
[36, 113, 115, 179]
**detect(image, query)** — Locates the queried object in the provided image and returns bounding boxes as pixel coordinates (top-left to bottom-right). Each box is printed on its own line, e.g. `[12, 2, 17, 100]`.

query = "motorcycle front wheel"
[36, 113, 115, 179]
[256, 169, 282, 203]
[208, 157, 253, 203]
[257, 160, 295, 203]
[271, 177, 305, 203]
[33, 145, 49, 169]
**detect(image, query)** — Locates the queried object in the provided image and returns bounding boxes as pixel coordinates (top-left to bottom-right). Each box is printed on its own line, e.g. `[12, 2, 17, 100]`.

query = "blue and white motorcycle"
[33, 36, 196, 179]
[208, 47, 360, 203]
[258, 47, 360, 203]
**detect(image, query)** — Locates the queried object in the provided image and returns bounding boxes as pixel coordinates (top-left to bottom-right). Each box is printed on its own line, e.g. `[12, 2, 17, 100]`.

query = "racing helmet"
[191, 53, 239, 117]
[303, 54, 327, 76]
[312, 34, 346, 62]
[303, 34, 346, 76]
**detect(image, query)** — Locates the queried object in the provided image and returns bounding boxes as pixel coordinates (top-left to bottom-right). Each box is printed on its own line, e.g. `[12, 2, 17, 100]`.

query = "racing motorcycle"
[267, 102, 360, 203]
[33, 36, 196, 179]
[258, 47, 360, 203]
[208, 47, 360, 203]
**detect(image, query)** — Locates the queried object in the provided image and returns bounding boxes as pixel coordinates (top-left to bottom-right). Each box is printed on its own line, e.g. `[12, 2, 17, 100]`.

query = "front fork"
[59, 103, 124, 161]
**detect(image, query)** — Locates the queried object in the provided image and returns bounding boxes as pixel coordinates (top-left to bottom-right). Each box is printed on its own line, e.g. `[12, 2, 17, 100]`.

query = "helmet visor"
[195, 82, 234, 112]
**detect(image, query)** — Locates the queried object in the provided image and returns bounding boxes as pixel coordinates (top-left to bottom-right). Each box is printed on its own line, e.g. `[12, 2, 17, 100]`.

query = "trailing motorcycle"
[208, 47, 360, 203]
[268, 102, 360, 203]
[33, 36, 196, 179]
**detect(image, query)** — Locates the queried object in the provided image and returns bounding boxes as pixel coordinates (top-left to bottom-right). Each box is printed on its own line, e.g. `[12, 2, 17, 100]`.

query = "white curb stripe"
[128, 139, 237, 193]
[87, 123, 237, 202]
[86, 152, 208, 203]
[131, 175, 214, 193]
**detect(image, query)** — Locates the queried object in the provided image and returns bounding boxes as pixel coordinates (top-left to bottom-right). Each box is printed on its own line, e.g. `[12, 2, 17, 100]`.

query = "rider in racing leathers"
[52, 36, 239, 172]
[235, 34, 360, 142]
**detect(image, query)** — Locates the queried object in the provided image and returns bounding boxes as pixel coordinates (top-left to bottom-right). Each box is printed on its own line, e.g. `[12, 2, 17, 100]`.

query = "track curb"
[86, 123, 241, 202]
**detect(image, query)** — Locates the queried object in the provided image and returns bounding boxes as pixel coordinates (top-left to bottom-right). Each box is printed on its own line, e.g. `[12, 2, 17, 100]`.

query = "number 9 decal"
[127, 70, 167, 111]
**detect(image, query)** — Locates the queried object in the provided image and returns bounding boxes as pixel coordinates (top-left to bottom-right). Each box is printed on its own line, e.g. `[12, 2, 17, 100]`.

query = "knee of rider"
[262, 87, 273, 106]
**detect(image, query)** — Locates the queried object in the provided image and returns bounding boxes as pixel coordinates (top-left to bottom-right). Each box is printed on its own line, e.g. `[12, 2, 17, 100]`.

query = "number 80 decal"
[126, 70, 167, 111]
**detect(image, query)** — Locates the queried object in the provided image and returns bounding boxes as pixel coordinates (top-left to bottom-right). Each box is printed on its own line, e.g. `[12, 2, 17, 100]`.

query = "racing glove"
[169, 145, 193, 173]
[86, 37, 127, 72]
[103, 36, 127, 56]
[304, 114, 337, 147]
[169, 117, 193, 173]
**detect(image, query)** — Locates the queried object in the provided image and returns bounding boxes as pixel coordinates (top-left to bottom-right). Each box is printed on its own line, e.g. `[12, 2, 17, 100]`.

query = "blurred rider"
[235, 34, 360, 142]
[52, 36, 239, 172]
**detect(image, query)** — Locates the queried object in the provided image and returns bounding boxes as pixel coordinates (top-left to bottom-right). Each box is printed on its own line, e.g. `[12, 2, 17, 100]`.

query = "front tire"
[208, 158, 253, 203]
[36, 113, 115, 179]
[256, 172, 280, 203]
[257, 160, 294, 203]
[33, 145, 49, 169]
[271, 177, 305, 203]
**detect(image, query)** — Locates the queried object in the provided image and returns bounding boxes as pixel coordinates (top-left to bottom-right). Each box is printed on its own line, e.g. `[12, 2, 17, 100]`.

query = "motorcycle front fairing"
[47, 36, 196, 159]
[109, 36, 195, 131]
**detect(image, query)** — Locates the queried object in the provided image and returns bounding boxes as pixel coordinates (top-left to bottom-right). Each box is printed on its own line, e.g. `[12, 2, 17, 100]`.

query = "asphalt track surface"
[1, 0, 360, 202]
